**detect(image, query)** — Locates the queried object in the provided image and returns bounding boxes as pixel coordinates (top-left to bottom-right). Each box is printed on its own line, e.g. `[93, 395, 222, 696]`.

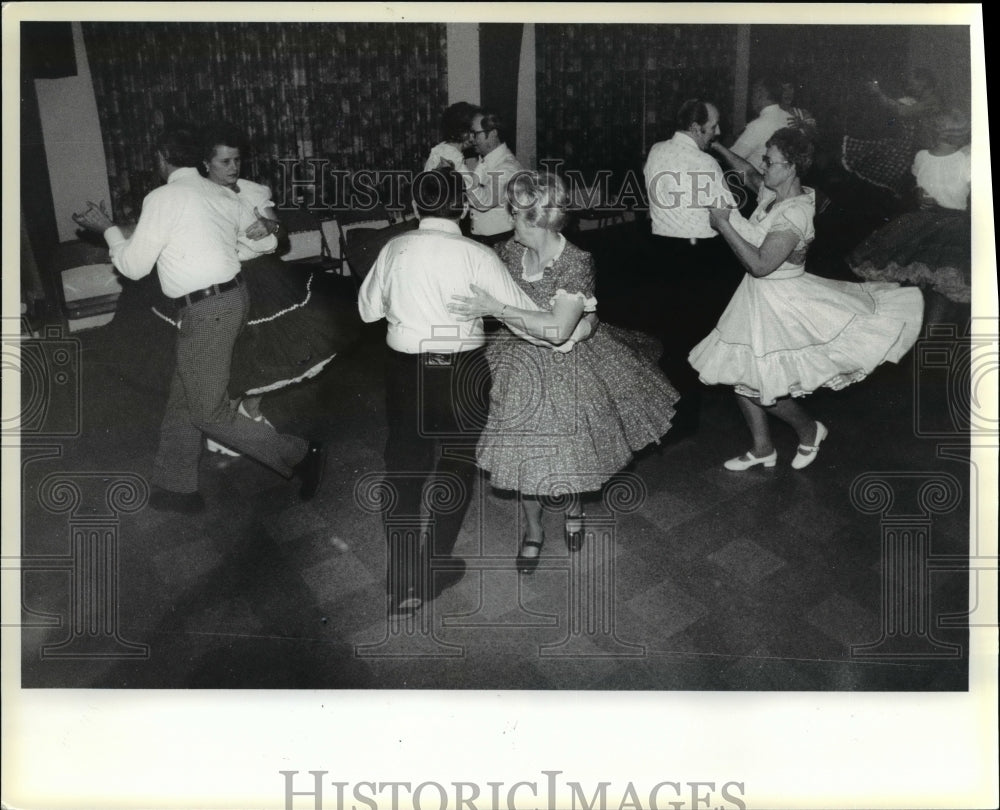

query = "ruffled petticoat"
[849, 208, 971, 303]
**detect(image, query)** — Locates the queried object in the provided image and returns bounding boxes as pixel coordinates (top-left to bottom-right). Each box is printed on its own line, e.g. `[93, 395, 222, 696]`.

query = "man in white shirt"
[73, 126, 324, 513]
[641, 99, 742, 438]
[359, 168, 539, 615]
[730, 78, 793, 174]
[464, 110, 524, 246]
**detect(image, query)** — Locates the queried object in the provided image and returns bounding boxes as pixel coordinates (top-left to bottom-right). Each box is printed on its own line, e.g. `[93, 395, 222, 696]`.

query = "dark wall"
[479, 24, 523, 151]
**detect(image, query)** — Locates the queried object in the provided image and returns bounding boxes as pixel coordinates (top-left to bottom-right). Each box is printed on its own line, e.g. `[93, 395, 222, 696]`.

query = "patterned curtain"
[82, 22, 447, 221]
[536, 24, 737, 181]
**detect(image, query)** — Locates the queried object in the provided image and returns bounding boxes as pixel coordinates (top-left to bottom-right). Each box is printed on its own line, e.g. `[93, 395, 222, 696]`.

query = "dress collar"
[521, 233, 566, 282]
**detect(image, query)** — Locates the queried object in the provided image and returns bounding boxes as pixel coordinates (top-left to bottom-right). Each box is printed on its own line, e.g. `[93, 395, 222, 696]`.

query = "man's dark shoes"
[293, 441, 326, 500]
[148, 486, 205, 515]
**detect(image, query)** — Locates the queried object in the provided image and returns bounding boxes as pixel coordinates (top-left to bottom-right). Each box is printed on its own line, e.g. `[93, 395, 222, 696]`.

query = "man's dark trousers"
[382, 346, 490, 602]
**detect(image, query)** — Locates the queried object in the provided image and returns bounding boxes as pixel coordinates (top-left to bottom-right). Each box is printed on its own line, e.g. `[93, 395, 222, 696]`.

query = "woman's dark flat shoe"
[517, 532, 545, 575]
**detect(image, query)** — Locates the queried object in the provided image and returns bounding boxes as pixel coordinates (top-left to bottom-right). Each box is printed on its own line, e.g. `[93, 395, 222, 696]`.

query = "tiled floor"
[18, 201, 973, 690]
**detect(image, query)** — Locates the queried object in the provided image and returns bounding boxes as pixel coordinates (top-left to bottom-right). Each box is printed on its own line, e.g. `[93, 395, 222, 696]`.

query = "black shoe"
[148, 486, 205, 515]
[388, 587, 423, 617]
[516, 533, 544, 575]
[293, 441, 326, 501]
[431, 558, 467, 599]
[565, 514, 585, 552]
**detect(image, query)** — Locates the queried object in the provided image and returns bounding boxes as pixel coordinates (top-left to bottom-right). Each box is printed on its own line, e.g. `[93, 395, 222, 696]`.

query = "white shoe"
[791, 422, 828, 470]
[206, 438, 241, 457]
[724, 450, 777, 470]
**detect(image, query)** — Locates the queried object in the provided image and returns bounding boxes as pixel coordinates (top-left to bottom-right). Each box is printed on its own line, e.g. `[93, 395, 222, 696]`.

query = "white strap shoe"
[724, 450, 778, 470]
[791, 422, 828, 470]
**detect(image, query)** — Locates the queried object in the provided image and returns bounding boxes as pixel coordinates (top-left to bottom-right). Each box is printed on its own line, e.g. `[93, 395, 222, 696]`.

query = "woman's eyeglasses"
[761, 156, 792, 169]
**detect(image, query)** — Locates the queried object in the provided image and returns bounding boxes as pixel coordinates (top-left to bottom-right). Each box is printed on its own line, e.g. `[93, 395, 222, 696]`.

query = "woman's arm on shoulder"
[449, 282, 585, 345]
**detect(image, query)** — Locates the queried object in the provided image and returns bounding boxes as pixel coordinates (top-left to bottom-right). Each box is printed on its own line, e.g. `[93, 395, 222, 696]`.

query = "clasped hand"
[72, 200, 115, 234]
[706, 199, 734, 229]
[448, 284, 501, 321]
[245, 206, 277, 240]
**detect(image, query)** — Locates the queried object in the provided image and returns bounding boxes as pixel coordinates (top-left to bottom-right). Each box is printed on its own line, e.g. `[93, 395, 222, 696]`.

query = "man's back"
[358, 219, 526, 354]
[644, 133, 730, 240]
[111, 167, 242, 297]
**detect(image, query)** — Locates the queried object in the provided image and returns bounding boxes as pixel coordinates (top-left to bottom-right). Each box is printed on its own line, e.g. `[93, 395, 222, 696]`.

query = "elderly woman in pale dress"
[693, 128, 923, 470]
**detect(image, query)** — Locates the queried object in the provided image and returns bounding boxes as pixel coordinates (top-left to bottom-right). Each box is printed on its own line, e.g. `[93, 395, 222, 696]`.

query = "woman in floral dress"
[448, 171, 678, 572]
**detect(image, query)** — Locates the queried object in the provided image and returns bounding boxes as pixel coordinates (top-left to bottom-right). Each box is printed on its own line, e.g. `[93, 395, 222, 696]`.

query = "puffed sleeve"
[772, 202, 812, 242]
[234, 180, 278, 259]
[549, 249, 598, 312]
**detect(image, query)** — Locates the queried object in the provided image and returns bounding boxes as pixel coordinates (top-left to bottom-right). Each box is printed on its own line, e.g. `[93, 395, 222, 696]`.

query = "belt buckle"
[424, 353, 453, 367]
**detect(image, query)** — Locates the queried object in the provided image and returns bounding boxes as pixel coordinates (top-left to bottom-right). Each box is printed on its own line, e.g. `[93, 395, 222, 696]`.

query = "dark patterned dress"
[849, 147, 972, 303]
[477, 237, 678, 495]
[841, 95, 941, 198]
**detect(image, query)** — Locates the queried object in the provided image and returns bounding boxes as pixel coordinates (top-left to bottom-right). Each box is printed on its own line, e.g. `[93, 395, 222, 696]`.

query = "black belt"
[389, 347, 485, 366]
[653, 234, 709, 245]
[179, 276, 242, 308]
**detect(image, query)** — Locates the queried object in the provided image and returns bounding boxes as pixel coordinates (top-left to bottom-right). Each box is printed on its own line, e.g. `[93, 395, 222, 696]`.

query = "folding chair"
[278, 208, 342, 273]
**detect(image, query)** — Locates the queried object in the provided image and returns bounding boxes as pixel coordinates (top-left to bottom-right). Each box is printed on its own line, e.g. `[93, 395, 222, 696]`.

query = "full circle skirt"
[477, 323, 678, 495]
[688, 270, 923, 406]
[226, 255, 361, 395]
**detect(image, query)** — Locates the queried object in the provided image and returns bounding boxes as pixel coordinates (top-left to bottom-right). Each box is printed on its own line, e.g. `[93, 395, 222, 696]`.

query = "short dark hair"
[197, 122, 248, 176]
[766, 127, 815, 176]
[477, 110, 506, 142]
[440, 101, 480, 142]
[411, 167, 465, 220]
[200, 122, 247, 160]
[156, 124, 202, 168]
[676, 99, 715, 132]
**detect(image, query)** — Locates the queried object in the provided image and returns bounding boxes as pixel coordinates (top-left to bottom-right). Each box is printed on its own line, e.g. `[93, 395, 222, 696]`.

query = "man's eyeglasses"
[469, 129, 490, 136]
[761, 156, 792, 168]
